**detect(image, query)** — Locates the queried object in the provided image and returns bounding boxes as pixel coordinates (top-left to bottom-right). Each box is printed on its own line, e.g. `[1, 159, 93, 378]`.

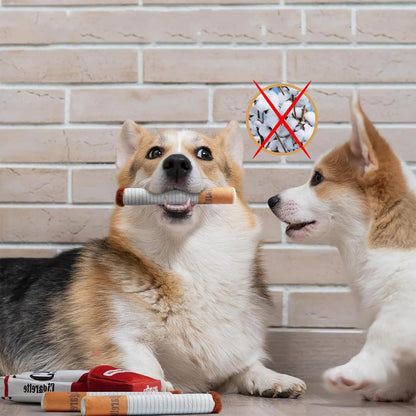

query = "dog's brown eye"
[146, 146, 164, 160]
[311, 171, 324, 186]
[195, 147, 213, 161]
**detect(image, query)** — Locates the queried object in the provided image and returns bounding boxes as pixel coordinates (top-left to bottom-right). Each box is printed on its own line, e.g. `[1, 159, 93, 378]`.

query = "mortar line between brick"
[0, 243, 82, 249]
[0, 242, 343, 254]
[0, 203, 115, 209]
[138, 49, 143, 84]
[1, 121, 416, 129]
[3, 83, 416, 89]
[280, 221, 287, 244]
[281, 289, 289, 326]
[300, 9, 306, 36]
[207, 86, 214, 123]
[243, 162, 312, 168]
[2, 44, 416, 50]
[1, 4, 415, 11]
[64, 88, 70, 125]
[262, 242, 337, 249]
[281, 49, 287, 83]
[0, 122, 227, 129]
[268, 327, 364, 334]
[268, 285, 350, 292]
[67, 167, 73, 204]
[0, 162, 115, 168]
[0, 202, 115, 208]
[351, 7, 357, 39]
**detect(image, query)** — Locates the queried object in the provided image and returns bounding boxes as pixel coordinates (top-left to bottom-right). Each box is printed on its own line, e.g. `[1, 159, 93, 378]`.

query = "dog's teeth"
[163, 197, 193, 213]
[166, 202, 188, 211]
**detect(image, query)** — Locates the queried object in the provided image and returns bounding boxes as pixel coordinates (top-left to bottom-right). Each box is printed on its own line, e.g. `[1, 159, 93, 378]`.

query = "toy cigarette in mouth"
[116, 187, 236, 208]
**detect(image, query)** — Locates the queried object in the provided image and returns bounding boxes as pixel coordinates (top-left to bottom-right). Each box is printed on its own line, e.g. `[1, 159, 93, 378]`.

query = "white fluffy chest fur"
[339, 244, 416, 326]
[158, 272, 267, 392]
[112, 204, 269, 391]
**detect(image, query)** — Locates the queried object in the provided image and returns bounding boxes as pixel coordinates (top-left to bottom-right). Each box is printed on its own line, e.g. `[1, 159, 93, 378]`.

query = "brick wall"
[0, 0, 415, 380]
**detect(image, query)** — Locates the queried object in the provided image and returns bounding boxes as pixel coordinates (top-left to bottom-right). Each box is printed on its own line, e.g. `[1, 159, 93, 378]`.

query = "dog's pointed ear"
[216, 120, 244, 167]
[349, 96, 379, 175]
[116, 120, 146, 171]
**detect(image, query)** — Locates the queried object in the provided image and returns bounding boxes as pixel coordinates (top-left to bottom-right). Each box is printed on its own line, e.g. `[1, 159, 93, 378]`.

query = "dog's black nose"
[163, 154, 192, 181]
[268, 195, 280, 210]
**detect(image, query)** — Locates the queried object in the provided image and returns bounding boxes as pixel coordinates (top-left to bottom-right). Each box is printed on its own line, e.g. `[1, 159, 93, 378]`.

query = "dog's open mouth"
[286, 220, 316, 233]
[161, 199, 194, 219]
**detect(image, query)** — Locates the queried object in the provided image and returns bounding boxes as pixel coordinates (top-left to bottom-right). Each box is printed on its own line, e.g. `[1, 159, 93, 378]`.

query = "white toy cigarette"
[0, 370, 88, 403]
[81, 392, 222, 415]
[116, 187, 236, 207]
[42, 391, 180, 412]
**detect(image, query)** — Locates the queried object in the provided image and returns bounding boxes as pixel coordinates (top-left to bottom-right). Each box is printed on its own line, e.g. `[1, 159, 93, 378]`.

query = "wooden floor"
[1, 384, 415, 416]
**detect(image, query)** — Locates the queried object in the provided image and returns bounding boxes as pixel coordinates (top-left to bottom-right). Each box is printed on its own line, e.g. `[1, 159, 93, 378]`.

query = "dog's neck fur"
[112, 201, 261, 289]
[333, 164, 416, 325]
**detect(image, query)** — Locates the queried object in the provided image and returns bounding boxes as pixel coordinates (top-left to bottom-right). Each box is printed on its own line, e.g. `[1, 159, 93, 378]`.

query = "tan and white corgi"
[268, 98, 416, 402]
[0, 121, 306, 398]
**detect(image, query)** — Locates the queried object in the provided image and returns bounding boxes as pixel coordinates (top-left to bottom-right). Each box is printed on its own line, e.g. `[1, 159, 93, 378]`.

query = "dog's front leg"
[118, 342, 174, 392]
[224, 362, 306, 398]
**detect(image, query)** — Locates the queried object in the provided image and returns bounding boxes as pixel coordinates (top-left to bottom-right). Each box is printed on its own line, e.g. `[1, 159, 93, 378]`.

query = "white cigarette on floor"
[42, 391, 180, 412]
[81, 392, 222, 416]
[116, 187, 236, 207]
[0, 370, 88, 403]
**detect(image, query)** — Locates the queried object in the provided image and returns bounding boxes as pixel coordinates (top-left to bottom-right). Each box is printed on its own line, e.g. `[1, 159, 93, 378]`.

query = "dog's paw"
[323, 364, 369, 392]
[258, 374, 307, 399]
[242, 366, 306, 399]
[362, 388, 416, 403]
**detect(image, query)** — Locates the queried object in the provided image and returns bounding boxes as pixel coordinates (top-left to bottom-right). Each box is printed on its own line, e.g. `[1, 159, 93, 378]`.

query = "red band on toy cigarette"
[209, 391, 222, 414]
[116, 188, 125, 207]
[4, 376, 9, 399]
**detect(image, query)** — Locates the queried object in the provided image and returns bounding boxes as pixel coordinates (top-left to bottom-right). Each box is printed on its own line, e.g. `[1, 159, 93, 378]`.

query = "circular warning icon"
[246, 83, 318, 156]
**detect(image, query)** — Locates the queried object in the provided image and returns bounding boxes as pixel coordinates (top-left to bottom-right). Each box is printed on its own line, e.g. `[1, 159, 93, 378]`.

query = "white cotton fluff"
[284, 87, 310, 108]
[303, 124, 314, 140]
[294, 96, 310, 108]
[294, 124, 314, 143]
[277, 124, 290, 138]
[277, 116, 298, 138]
[252, 90, 280, 119]
[291, 107, 304, 119]
[253, 135, 262, 144]
[249, 116, 263, 136]
[283, 137, 295, 152]
[279, 100, 293, 116]
[286, 116, 299, 131]
[264, 113, 279, 129]
[304, 111, 316, 126]
[294, 129, 307, 143]
[267, 139, 284, 153]
[257, 123, 272, 140]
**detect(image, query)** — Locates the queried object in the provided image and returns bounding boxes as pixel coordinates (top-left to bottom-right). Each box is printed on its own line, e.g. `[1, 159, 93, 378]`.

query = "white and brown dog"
[0, 121, 306, 398]
[268, 99, 416, 402]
